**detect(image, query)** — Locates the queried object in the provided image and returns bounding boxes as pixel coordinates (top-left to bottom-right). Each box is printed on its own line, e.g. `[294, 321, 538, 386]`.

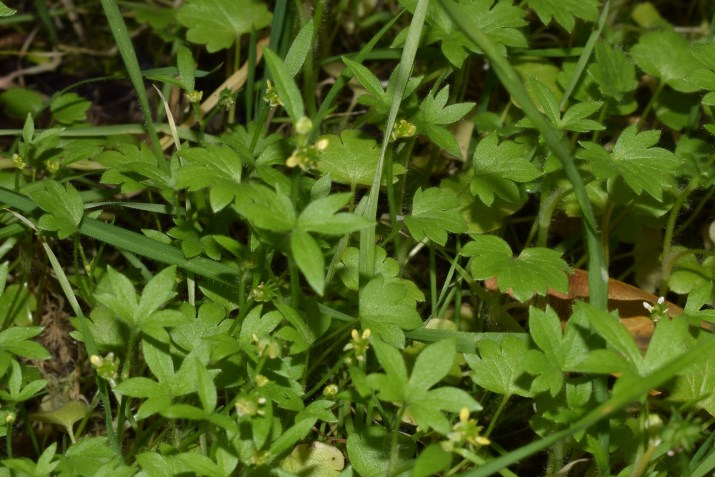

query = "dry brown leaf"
[484, 268, 684, 349]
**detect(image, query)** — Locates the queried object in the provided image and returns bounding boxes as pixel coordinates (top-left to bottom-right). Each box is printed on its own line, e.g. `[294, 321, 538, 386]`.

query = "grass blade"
[99, 0, 163, 165]
[359, 0, 429, 282]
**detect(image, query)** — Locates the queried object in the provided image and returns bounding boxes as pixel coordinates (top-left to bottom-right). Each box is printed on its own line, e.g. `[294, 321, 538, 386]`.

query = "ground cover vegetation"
[0, 0, 714, 475]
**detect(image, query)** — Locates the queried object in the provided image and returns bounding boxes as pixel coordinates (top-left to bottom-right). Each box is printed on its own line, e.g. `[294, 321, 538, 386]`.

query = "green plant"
[0, 0, 713, 475]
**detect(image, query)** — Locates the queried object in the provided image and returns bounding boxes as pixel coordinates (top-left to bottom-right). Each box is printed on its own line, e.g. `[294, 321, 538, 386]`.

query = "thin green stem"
[485, 394, 510, 438]
[387, 406, 407, 476]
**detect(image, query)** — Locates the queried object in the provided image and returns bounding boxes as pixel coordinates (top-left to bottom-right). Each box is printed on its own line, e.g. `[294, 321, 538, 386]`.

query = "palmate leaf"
[176, 0, 272, 53]
[368, 338, 481, 433]
[176, 144, 244, 212]
[462, 235, 570, 302]
[465, 336, 533, 397]
[97, 142, 173, 192]
[297, 192, 372, 236]
[232, 183, 296, 232]
[404, 187, 466, 245]
[527, 0, 599, 32]
[630, 30, 703, 93]
[577, 125, 681, 200]
[587, 41, 638, 101]
[414, 85, 475, 156]
[470, 133, 541, 206]
[522, 79, 604, 133]
[360, 276, 424, 347]
[29, 180, 84, 239]
[316, 130, 406, 186]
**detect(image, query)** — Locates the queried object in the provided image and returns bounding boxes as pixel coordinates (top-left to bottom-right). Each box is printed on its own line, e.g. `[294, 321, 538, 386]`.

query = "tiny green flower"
[186, 90, 203, 103]
[264, 79, 283, 108]
[91, 352, 119, 386]
[643, 296, 669, 322]
[251, 282, 277, 302]
[286, 143, 322, 170]
[46, 158, 60, 174]
[12, 153, 25, 169]
[343, 328, 371, 362]
[390, 119, 416, 142]
[218, 87, 237, 109]
[446, 407, 490, 450]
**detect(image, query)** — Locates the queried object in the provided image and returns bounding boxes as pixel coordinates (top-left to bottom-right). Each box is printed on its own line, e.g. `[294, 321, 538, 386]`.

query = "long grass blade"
[359, 0, 429, 283]
[98, 0, 163, 166]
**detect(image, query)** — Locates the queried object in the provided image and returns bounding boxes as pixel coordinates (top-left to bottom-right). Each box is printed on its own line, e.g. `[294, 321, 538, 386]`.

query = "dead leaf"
[484, 268, 684, 350]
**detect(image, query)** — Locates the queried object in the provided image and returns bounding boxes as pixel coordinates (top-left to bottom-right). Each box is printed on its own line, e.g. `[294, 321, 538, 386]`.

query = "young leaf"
[0, 326, 51, 359]
[404, 187, 467, 245]
[408, 337, 457, 391]
[470, 133, 541, 206]
[30, 180, 84, 239]
[527, 0, 599, 32]
[465, 335, 533, 397]
[413, 85, 474, 155]
[576, 302, 642, 368]
[337, 246, 404, 291]
[280, 441, 345, 476]
[137, 266, 177, 317]
[176, 0, 272, 53]
[263, 48, 305, 123]
[98, 142, 173, 193]
[577, 125, 681, 200]
[462, 235, 571, 302]
[346, 426, 415, 477]
[0, 2, 16, 16]
[528, 306, 590, 372]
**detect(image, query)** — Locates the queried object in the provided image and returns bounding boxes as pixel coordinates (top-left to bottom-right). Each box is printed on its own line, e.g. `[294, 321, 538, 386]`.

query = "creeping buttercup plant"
[0, 0, 714, 475]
